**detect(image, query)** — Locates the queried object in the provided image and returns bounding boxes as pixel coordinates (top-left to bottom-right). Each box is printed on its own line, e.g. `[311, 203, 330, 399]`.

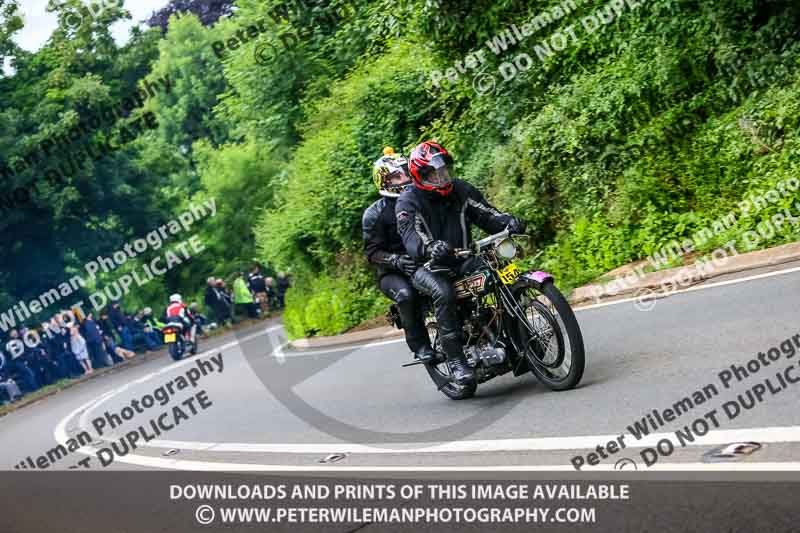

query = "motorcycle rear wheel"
[513, 280, 585, 391]
[168, 342, 183, 361]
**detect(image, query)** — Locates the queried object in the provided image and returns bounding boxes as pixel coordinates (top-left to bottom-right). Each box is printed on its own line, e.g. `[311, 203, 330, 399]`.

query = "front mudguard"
[508, 271, 554, 376]
[512, 270, 554, 292]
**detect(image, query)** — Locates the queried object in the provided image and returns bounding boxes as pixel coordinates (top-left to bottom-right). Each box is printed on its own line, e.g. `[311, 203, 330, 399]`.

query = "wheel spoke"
[519, 288, 570, 380]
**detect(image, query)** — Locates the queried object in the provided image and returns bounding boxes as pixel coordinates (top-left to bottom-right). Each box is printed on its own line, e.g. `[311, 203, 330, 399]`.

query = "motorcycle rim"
[514, 281, 585, 390]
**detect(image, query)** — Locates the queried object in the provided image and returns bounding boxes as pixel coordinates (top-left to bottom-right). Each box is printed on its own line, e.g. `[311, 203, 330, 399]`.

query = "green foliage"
[5, 0, 800, 337]
[255, 41, 435, 273]
[282, 268, 386, 340]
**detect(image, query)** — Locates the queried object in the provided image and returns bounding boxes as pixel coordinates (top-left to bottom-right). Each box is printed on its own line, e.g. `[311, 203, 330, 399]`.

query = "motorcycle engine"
[464, 306, 506, 367]
[465, 342, 507, 367]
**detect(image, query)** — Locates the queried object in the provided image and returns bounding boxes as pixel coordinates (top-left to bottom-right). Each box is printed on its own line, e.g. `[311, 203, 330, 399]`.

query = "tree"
[146, 0, 235, 32]
[0, 0, 22, 75]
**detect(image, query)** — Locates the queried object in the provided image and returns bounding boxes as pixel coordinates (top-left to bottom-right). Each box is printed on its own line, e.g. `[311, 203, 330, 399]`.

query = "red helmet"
[408, 141, 455, 196]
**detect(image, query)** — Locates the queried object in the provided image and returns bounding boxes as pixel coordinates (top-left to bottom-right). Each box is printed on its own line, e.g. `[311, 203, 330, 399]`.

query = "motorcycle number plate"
[164, 333, 177, 343]
[498, 263, 521, 285]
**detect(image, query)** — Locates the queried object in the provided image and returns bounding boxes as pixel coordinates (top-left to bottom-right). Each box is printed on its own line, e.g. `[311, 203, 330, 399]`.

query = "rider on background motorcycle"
[396, 141, 526, 385]
[166, 294, 196, 342]
[362, 147, 434, 361]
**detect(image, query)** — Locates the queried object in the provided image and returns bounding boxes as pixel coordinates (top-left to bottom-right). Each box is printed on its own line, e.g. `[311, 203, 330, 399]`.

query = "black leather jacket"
[362, 196, 407, 279]
[395, 180, 515, 264]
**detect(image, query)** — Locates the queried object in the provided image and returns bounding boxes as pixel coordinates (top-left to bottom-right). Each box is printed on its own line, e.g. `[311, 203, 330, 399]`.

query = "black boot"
[439, 331, 474, 385]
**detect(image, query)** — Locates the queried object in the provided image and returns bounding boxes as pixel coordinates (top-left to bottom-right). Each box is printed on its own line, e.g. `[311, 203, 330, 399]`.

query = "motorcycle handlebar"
[422, 228, 524, 270]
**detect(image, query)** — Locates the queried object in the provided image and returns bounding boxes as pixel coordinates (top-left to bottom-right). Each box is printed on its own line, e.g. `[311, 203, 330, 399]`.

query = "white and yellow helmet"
[372, 147, 411, 198]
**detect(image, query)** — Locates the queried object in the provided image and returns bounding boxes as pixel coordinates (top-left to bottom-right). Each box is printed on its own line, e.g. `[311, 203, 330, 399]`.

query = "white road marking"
[574, 264, 800, 312]
[105, 425, 800, 455]
[77, 452, 800, 472]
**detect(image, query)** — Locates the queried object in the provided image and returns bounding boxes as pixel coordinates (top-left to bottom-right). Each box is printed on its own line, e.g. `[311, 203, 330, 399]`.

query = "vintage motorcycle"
[161, 319, 198, 361]
[390, 229, 585, 400]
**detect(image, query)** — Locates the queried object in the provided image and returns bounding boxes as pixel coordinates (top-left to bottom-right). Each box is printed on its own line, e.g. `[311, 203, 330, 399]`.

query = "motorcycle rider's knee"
[393, 287, 417, 305]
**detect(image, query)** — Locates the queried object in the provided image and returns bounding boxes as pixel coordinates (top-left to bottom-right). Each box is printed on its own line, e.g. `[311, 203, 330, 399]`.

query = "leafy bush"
[282, 268, 386, 340]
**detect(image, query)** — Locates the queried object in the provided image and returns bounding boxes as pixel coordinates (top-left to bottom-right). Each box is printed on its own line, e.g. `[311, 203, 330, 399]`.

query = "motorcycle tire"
[513, 279, 585, 391]
[168, 343, 182, 361]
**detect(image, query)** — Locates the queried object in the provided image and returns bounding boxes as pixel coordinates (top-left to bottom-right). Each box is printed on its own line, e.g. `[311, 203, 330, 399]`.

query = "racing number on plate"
[498, 263, 521, 285]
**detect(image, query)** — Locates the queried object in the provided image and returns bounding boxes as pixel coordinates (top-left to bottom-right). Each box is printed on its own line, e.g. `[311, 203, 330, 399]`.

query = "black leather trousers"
[411, 258, 481, 361]
[379, 273, 430, 352]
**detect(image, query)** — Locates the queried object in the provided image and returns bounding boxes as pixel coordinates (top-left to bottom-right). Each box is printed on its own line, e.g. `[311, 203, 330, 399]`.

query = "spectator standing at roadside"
[233, 272, 258, 319]
[82, 313, 111, 368]
[248, 265, 269, 314]
[98, 312, 115, 340]
[41, 321, 68, 380]
[108, 301, 133, 351]
[52, 315, 83, 378]
[265, 277, 279, 310]
[69, 326, 93, 375]
[217, 278, 234, 321]
[276, 272, 291, 309]
[26, 328, 58, 386]
[204, 277, 230, 325]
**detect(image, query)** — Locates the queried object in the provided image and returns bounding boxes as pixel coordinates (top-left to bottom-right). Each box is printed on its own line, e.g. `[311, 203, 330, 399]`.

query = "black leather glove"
[507, 217, 527, 235]
[427, 240, 452, 263]
[395, 255, 418, 276]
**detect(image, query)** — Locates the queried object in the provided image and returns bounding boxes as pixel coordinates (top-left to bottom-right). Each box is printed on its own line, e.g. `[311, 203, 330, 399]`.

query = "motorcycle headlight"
[496, 238, 517, 259]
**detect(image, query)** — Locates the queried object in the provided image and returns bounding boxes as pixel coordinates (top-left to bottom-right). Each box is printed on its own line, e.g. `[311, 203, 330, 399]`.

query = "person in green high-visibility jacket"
[233, 272, 258, 319]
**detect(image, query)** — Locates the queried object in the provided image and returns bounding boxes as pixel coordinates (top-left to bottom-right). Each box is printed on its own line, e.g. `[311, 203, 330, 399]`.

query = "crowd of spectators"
[204, 265, 290, 325]
[0, 266, 291, 407]
[0, 301, 172, 406]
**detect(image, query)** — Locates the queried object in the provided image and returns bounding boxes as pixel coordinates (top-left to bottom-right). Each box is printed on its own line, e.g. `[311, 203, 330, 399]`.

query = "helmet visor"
[387, 169, 411, 187]
[420, 154, 454, 188]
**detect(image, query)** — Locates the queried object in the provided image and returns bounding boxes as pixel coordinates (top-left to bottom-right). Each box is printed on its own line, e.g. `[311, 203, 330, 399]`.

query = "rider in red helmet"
[407, 141, 456, 197]
[396, 141, 526, 385]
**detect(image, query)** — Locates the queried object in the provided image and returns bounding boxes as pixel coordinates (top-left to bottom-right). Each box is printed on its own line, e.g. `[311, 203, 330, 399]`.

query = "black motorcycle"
[391, 229, 585, 400]
[161, 320, 198, 361]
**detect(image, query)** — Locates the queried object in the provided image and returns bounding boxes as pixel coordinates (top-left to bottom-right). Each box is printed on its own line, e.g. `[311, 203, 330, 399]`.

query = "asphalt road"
[2, 265, 800, 472]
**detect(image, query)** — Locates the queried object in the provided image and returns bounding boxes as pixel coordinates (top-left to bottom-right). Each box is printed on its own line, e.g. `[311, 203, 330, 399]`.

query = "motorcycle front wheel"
[513, 280, 585, 391]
